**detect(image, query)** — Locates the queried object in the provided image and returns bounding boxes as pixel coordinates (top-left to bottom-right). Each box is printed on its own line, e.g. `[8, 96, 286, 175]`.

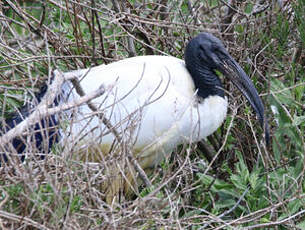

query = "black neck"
[185, 60, 224, 100]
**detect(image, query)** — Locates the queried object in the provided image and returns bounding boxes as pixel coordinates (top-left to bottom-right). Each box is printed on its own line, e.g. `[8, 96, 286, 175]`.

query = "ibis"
[0, 33, 268, 202]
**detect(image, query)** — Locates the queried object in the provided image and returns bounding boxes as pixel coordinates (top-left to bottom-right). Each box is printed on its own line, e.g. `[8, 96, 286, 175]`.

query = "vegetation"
[0, 0, 304, 229]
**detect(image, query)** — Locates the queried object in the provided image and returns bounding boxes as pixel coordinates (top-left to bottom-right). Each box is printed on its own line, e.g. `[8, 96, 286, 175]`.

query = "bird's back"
[73, 56, 195, 101]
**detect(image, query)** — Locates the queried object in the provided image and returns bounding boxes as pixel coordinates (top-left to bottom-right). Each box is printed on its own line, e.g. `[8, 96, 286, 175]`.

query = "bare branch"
[0, 210, 51, 230]
[0, 70, 105, 149]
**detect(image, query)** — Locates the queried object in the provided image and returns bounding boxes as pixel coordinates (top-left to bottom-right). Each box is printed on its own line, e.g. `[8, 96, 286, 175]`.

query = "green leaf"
[293, 115, 305, 127]
[270, 78, 294, 106]
[249, 171, 259, 190]
[297, 220, 305, 230]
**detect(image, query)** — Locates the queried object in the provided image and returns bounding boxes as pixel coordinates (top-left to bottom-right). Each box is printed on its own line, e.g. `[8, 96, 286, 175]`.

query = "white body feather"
[63, 56, 227, 167]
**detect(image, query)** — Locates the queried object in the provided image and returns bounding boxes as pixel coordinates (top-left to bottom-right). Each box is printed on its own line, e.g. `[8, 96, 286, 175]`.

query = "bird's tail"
[0, 78, 70, 164]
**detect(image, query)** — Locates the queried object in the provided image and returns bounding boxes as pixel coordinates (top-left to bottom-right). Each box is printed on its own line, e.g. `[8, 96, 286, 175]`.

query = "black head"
[185, 33, 269, 145]
[186, 33, 229, 70]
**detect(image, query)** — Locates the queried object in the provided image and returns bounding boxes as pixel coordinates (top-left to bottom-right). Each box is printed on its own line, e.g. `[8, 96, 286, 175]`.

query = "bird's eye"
[214, 46, 227, 57]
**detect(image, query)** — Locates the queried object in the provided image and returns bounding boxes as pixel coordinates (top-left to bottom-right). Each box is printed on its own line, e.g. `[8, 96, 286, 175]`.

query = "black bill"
[219, 57, 269, 146]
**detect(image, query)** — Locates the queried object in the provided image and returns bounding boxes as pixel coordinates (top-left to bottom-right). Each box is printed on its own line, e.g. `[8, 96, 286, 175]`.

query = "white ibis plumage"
[1, 33, 269, 202]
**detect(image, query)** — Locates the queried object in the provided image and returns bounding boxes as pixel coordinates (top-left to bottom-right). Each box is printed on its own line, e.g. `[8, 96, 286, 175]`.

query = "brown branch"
[0, 210, 51, 230]
[111, 0, 137, 57]
[0, 70, 64, 147]
[0, 70, 105, 149]
[245, 209, 305, 229]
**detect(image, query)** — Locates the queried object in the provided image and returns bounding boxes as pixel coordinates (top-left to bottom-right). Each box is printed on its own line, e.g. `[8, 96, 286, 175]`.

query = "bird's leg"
[76, 144, 142, 203]
[102, 159, 139, 204]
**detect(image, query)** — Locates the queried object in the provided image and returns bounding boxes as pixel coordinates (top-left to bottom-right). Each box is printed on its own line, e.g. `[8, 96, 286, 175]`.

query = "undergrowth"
[0, 0, 304, 229]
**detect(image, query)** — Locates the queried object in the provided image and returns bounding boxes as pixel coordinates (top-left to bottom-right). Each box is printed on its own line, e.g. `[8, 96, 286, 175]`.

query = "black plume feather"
[0, 82, 61, 164]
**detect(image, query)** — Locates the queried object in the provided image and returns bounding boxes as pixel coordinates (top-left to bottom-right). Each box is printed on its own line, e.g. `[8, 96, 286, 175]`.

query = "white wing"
[62, 56, 227, 167]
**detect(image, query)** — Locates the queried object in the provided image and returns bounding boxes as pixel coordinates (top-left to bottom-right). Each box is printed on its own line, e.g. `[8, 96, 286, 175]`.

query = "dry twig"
[0, 70, 105, 148]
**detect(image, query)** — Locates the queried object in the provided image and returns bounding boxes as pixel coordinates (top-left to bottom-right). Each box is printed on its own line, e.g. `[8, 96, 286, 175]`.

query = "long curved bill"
[219, 56, 269, 145]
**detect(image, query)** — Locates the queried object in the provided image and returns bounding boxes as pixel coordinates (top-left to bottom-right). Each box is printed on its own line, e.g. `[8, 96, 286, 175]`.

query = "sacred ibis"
[1, 33, 268, 202]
